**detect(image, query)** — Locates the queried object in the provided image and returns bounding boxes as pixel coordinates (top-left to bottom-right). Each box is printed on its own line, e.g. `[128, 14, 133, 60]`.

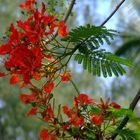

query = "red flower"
[60, 72, 71, 83]
[9, 24, 21, 46]
[110, 102, 121, 109]
[74, 94, 97, 106]
[62, 105, 84, 127]
[10, 74, 21, 85]
[0, 44, 12, 55]
[43, 82, 54, 94]
[91, 114, 103, 125]
[32, 72, 41, 80]
[26, 106, 38, 116]
[42, 104, 54, 122]
[98, 98, 110, 110]
[93, 98, 121, 125]
[17, 8, 55, 44]
[20, 93, 36, 104]
[98, 98, 121, 110]
[62, 106, 70, 117]
[5, 46, 42, 84]
[72, 117, 84, 127]
[19, 0, 36, 10]
[39, 129, 56, 140]
[39, 129, 49, 140]
[41, 2, 46, 15]
[20, 82, 28, 89]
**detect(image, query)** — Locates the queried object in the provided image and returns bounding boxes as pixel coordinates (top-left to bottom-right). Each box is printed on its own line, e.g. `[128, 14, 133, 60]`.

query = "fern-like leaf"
[62, 24, 132, 77]
[74, 50, 132, 77]
[62, 24, 117, 50]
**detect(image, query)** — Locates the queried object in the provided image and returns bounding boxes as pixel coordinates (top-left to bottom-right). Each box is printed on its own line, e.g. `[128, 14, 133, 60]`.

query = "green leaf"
[70, 126, 79, 136]
[62, 25, 116, 44]
[101, 60, 107, 77]
[117, 129, 140, 140]
[63, 24, 132, 77]
[105, 52, 133, 67]
[109, 108, 133, 118]
[74, 50, 131, 77]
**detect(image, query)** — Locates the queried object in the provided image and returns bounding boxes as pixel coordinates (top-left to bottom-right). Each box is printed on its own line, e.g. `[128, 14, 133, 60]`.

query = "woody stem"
[109, 89, 140, 139]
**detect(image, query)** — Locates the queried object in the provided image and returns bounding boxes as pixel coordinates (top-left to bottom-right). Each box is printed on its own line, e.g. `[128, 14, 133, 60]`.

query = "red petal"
[110, 102, 121, 109]
[39, 129, 49, 140]
[26, 106, 38, 116]
[19, 4, 27, 8]
[0, 72, 6, 77]
[39, 129, 56, 140]
[20, 82, 28, 88]
[33, 72, 41, 80]
[62, 106, 68, 114]
[20, 93, 36, 104]
[10, 74, 21, 85]
[58, 21, 68, 37]
[73, 117, 84, 127]
[19, 0, 36, 9]
[91, 114, 103, 125]
[43, 82, 54, 94]
[41, 2, 46, 14]
[0, 44, 12, 55]
[60, 72, 71, 83]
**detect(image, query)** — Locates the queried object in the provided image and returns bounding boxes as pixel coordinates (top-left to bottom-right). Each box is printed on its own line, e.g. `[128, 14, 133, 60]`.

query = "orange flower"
[58, 21, 68, 37]
[60, 72, 71, 83]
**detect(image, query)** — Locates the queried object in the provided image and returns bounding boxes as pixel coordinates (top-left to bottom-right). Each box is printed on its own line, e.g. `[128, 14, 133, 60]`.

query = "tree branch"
[100, 0, 125, 26]
[109, 89, 140, 140]
[63, 0, 76, 22]
[71, 0, 126, 54]
[52, 0, 76, 39]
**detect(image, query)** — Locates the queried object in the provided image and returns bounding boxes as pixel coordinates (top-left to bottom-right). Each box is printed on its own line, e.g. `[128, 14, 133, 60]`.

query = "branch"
[52, 0, 76, 39]
[71, 0, 126, 54]
[109, 89, 140, 140]
[100, 0, 125, 26]
[63, 0, 76, 23]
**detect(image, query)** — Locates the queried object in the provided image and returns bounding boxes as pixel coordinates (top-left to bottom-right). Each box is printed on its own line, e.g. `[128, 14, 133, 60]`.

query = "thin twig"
[51, 0, 76, 40]
[70, 79, 80, 95]
[100, 0, 125, 26]
[63, 0, 76, 22]
[67, 0, 126, 56]
[108, 89, 140, 140]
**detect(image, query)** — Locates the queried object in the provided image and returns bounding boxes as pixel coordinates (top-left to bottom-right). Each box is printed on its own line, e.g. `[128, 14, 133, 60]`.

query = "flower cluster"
[0, 0, 68, 87]
[0, 0, 123, 140]
[38, 93, 121, 140]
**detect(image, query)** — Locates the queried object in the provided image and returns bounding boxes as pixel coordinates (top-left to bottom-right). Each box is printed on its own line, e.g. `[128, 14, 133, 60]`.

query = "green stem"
[70, 79, 80, 95]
